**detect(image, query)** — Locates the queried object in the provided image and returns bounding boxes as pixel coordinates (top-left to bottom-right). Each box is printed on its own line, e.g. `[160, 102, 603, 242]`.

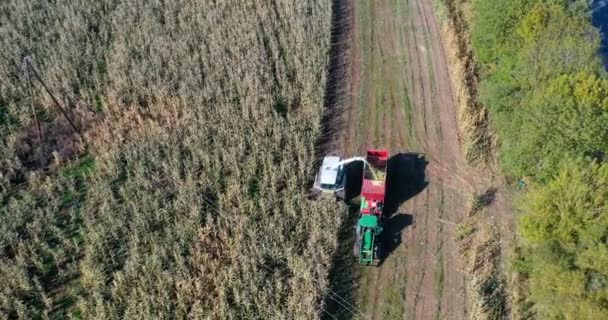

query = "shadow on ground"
[344, 160, 363, 202]
[322, 204, 361, 320]
[309, 0, 354, 192]
[379, 152, 427, 264]
[320, 0, 359, 319]
[379, 213, 413, 265]
[384, 152, 428, 216]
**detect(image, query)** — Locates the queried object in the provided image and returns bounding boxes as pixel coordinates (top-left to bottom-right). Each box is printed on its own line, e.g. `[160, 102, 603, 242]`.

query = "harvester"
[314, 149, 389, 266]
[313, 155, 366, 200]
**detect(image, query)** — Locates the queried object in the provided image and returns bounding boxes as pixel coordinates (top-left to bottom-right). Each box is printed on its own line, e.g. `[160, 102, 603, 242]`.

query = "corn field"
[0, 0, 338, 318]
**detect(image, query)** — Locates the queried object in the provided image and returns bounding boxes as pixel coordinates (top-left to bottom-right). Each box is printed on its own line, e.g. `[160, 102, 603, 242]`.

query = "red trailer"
[359, 149, 388, 217]
[355, 149, 388, 265]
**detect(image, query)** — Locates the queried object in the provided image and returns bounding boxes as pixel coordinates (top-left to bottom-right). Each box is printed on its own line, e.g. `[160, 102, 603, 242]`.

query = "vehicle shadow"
[380, 152, 428, 262]
[380, 213, 413, 264]
[384, 152, 428, 216]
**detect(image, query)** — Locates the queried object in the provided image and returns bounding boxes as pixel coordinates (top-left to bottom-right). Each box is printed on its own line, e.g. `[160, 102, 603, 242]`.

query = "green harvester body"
[358, 214, 381, 264]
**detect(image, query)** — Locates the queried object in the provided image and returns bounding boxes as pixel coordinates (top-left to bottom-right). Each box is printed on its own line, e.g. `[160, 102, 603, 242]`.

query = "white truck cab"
[313, 156, 366, 195]
[316, 156, 345, 192]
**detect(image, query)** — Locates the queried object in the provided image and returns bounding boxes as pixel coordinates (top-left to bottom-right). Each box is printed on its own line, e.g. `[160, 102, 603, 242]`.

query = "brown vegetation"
[434, 0, 494, 165]
[0, 0, 340, 318]
[456, 191, 508, 320]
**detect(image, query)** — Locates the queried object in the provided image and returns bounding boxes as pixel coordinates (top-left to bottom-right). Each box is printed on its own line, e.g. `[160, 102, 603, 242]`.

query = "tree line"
[471, 0, 608, 318]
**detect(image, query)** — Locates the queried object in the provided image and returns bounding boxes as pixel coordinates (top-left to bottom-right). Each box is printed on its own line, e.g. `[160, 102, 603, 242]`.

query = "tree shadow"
[477, 187, 497, 207]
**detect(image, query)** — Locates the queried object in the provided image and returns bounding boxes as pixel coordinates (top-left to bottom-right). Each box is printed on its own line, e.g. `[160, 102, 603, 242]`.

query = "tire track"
[363, 0, 377, 152]
[405, 1, 444, 317]
[410, 0, 438, 156]
[435, 186, 446, 319]
[395, 0, 413, 149]
[368, 2, 397, 319]
[416, 0, 468, 318]
[418, 0, 461, 161]
[411, 187, 431, 319]
[415, 0, 444, 143]
[404, 0, 428, 149]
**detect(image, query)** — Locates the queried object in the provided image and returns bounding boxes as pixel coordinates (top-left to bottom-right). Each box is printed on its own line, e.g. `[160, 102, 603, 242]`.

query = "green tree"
[471, 0, 534, 66]
[471, 0, 608, 318]
[520, 160, 608, 319]
[514, 4, 600, 90]
[503, 72, 608, 180]
[472, 0, 602, 181]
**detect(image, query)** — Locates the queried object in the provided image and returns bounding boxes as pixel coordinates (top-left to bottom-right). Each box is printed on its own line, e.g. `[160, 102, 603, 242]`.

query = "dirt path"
[328, 0, 495, 319]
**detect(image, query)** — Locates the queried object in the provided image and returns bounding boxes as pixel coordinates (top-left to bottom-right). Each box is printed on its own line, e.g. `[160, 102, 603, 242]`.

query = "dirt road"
[324, 0, 492, 319]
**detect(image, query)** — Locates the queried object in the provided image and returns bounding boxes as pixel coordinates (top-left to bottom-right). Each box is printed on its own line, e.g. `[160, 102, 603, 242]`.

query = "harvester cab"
[313, 156, 366, 198]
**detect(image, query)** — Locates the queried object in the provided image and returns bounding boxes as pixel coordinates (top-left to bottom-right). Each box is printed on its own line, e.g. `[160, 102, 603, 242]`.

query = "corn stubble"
[0, 0, 339, 319]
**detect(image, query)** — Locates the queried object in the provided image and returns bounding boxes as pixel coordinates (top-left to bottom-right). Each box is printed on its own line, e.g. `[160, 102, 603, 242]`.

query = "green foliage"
[471, 0, 534, 65]
[0, 176, 86, 319]
[519, 160, 608, 319]
[472, 0, 604, 180]
[503, 72, 608, 180]
[515, 4, 599, 88]
[471, 0, 608, 317]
